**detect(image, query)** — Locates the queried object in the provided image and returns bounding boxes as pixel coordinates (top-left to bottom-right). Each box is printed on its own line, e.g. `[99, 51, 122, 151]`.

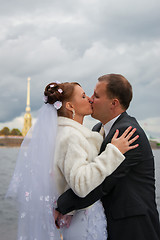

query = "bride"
[7, 81, 138, 240]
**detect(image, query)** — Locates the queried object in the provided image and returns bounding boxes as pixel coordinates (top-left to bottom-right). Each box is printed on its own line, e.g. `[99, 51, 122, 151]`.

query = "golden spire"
[26, 77, 31, 112]
[22, 77, 32, 137]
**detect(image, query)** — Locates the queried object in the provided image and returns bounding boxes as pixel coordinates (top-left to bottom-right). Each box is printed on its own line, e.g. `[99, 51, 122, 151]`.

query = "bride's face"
[71, 85, 93, 117]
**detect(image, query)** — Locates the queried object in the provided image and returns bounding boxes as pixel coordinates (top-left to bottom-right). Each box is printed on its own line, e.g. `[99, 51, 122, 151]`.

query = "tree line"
[0, 127, 22, 136]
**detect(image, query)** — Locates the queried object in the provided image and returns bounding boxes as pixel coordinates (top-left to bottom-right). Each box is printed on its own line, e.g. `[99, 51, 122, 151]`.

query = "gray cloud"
[0, 0, 160, 137]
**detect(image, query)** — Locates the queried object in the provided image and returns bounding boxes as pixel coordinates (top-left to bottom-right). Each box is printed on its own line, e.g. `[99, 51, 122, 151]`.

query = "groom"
[56, 74, 160, 240]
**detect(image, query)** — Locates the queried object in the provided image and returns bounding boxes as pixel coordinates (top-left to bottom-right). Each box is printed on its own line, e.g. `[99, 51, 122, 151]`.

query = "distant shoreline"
[0, 136, 24, 147]
[0, 136, 160, 149]
[149, 140, 160, 149]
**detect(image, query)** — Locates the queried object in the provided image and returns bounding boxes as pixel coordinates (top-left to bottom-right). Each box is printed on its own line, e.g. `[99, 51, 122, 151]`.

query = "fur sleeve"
[57, 134, 125, 197]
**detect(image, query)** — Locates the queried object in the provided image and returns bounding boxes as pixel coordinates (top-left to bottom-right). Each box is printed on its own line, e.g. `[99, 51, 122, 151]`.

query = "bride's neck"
[73, 115, 84, 125]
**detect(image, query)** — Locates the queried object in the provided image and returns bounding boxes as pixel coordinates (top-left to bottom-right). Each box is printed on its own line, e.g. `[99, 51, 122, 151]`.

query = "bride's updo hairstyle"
[44, 82, 80, 117]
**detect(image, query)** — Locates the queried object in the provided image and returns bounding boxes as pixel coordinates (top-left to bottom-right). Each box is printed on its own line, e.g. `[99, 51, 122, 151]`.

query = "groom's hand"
[53, 208, 72, 229]
[53, 209, 61, 229]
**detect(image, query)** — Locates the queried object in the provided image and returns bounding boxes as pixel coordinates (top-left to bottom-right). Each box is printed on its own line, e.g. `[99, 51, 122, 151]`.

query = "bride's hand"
[111, 126, 139, 154]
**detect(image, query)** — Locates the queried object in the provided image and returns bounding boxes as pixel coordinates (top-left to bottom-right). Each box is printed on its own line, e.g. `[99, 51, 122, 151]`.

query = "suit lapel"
[99, 112, 128, 153]
[99, 134, 110, 153]
[92, 122, 102, 132]
[111, 112, 128, 129]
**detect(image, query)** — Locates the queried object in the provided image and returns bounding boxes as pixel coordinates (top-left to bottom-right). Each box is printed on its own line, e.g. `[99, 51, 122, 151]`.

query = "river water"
[0, 148, 160, 240]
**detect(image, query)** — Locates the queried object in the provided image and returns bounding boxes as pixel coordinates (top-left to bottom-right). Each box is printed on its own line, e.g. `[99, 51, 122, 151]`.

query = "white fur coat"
[53, 117, 125, 198]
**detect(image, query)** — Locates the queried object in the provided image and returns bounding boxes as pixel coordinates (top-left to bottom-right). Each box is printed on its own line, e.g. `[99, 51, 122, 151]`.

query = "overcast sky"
[0, 0, 160, 137]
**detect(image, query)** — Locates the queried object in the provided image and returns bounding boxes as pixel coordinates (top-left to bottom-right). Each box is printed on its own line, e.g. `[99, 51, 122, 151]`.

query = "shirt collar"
[103, 115, 120, 137]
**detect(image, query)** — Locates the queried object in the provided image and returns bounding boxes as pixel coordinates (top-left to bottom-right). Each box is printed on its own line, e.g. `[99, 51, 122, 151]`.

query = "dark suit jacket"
[57, 112, 160, 240]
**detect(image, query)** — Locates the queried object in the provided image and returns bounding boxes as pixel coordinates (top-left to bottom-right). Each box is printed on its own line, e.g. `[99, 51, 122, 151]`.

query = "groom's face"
[90, 81, 113, 124]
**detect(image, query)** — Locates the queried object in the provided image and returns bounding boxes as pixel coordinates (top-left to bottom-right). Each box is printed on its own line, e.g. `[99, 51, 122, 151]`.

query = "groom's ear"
[65, 101, 74, 111]
[111, 99, 119, 108]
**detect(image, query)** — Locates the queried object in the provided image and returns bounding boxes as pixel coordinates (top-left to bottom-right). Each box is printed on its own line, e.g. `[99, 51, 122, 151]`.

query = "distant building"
[22, 77, 32, 136]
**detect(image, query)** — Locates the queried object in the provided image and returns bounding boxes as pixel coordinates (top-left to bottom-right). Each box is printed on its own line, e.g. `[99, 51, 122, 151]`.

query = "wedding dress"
[62, 200, 107, 240]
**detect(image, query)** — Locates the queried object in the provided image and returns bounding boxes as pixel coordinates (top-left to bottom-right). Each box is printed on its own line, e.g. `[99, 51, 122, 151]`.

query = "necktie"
[99, 125, 105, 139]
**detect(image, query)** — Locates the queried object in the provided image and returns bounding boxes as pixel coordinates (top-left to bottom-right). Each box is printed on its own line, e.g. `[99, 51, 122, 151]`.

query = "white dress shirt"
[103, 115, 120, 138]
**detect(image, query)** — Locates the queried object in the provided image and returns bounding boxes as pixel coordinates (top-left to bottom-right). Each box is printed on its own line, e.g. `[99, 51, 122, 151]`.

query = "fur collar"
[58, 116, 102, 141]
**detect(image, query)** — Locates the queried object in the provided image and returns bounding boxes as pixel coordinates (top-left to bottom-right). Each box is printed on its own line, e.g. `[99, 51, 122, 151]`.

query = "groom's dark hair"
[98, 73, 133, 110]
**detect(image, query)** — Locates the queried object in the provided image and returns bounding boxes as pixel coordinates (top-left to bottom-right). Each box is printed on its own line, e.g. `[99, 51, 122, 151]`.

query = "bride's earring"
[72, 109, 75, 119]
